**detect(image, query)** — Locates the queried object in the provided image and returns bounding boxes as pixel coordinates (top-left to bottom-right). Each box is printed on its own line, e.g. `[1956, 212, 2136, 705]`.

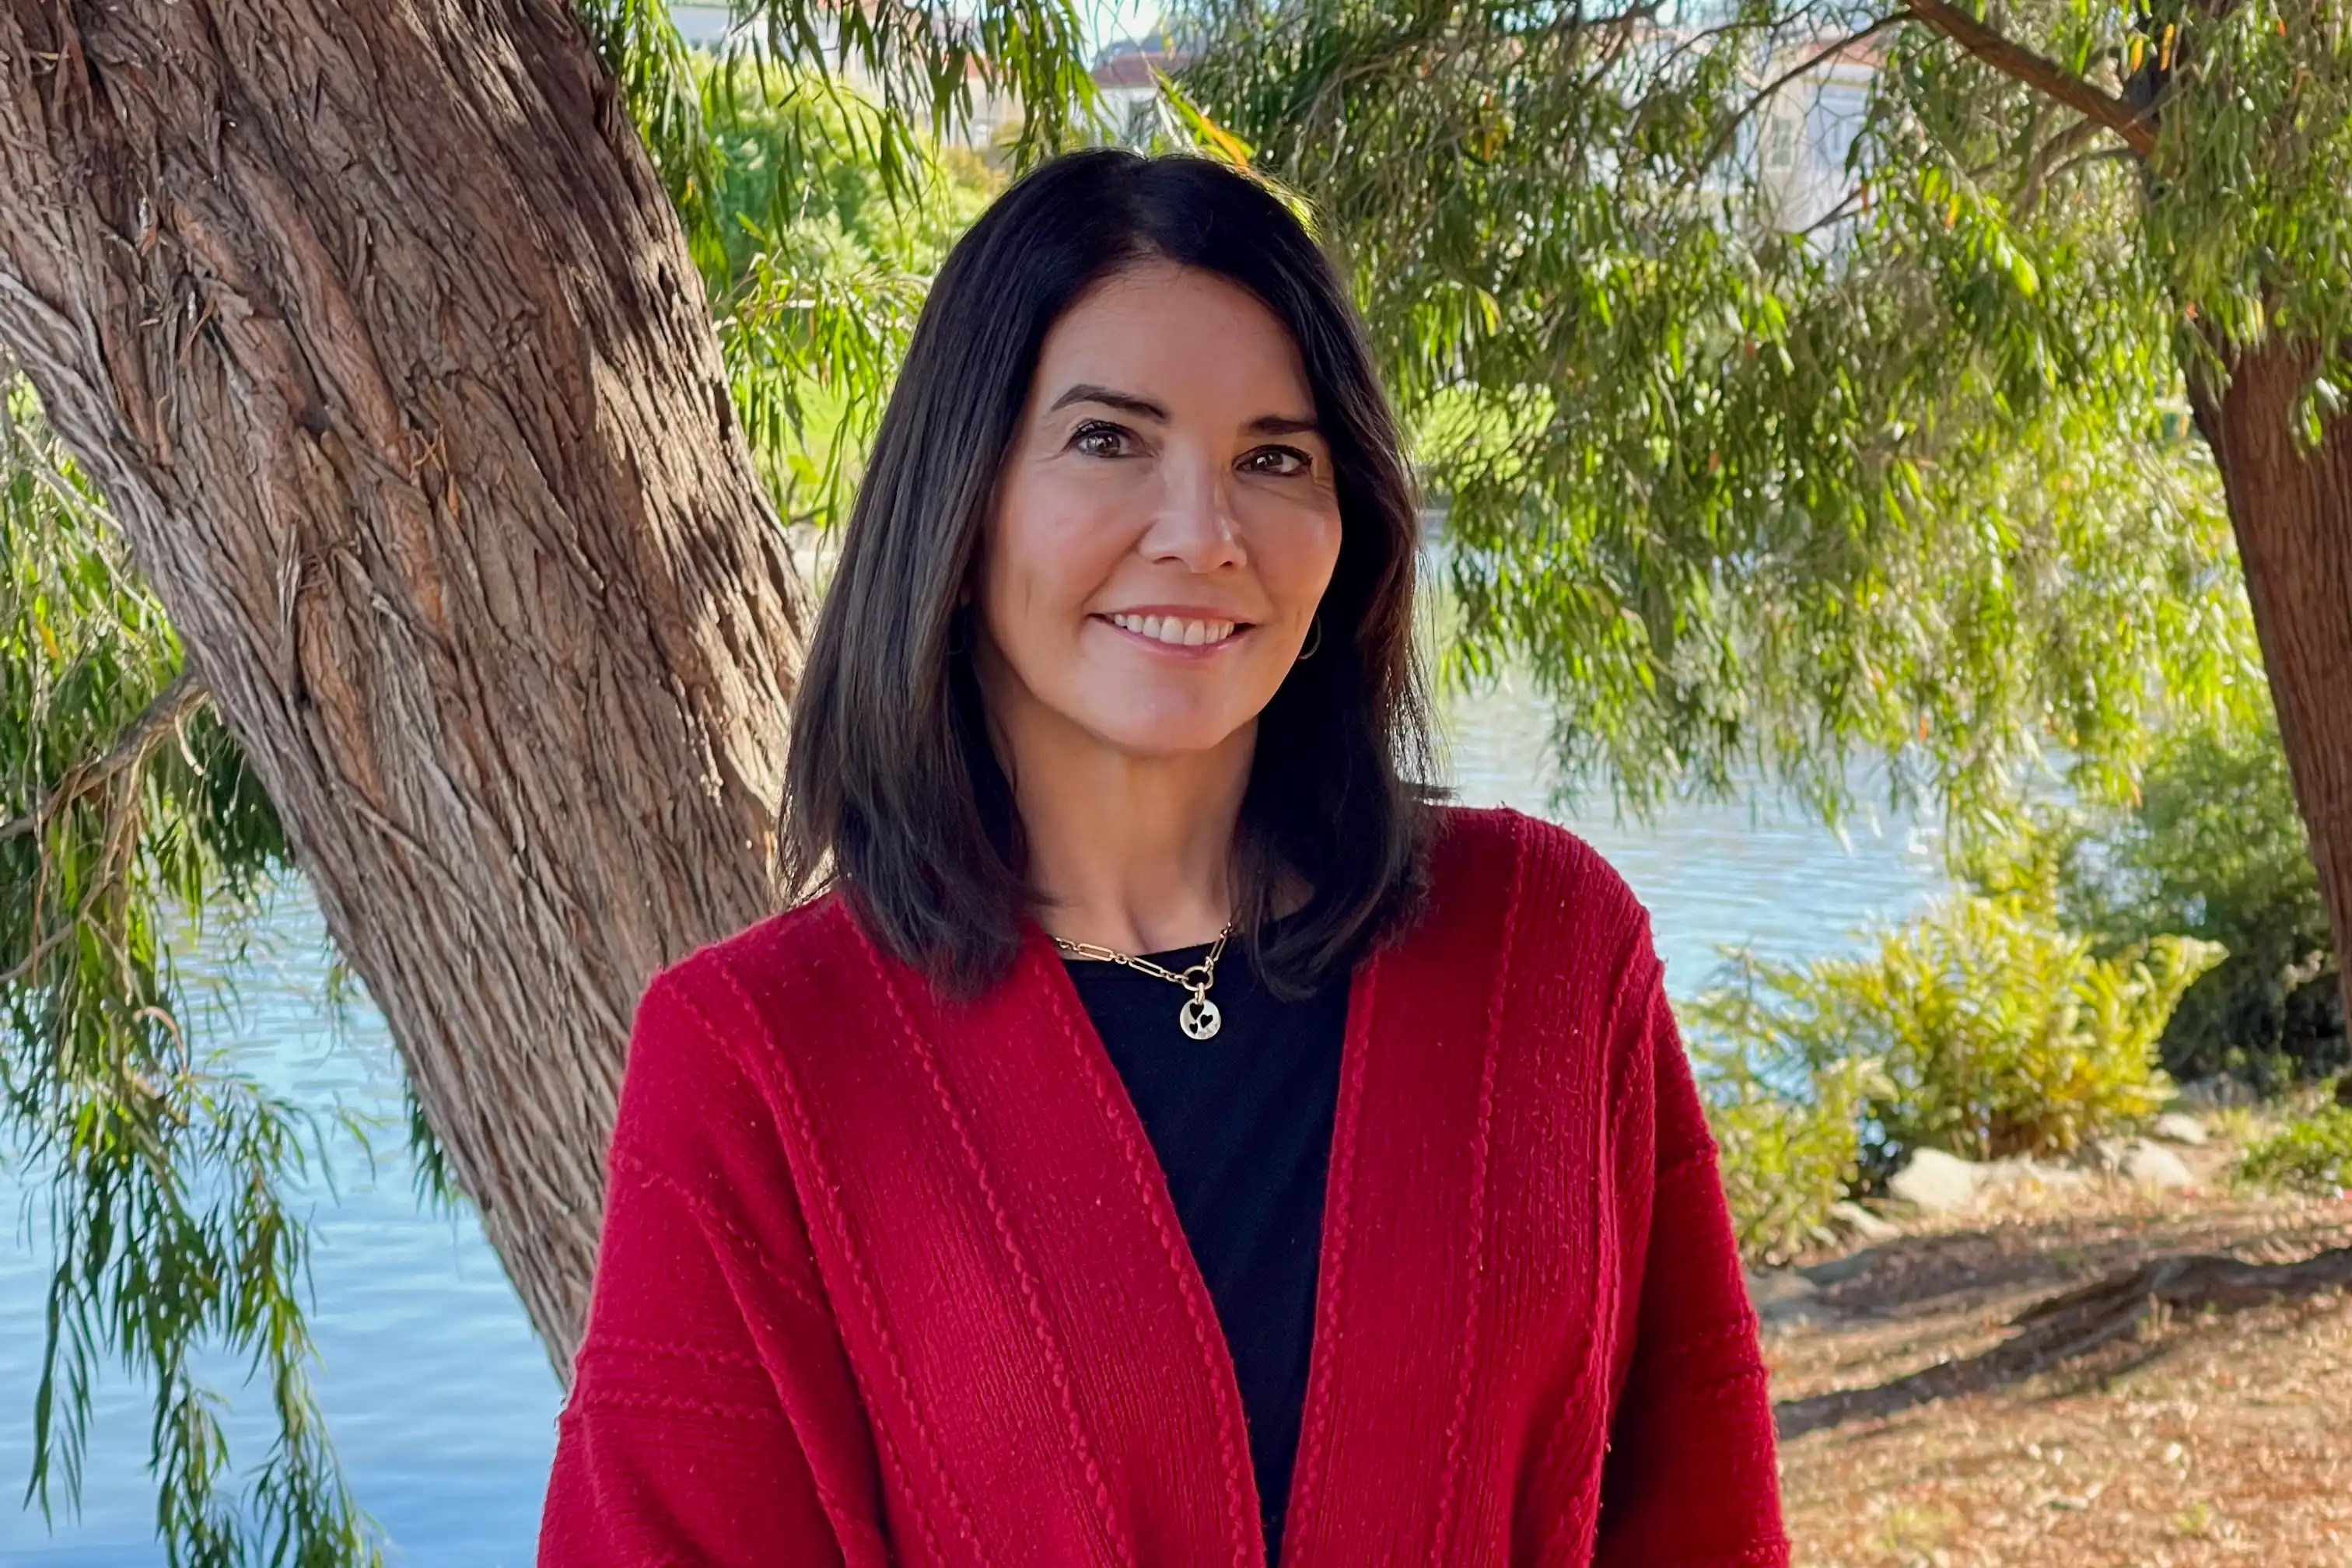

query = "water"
[0, 893, 559, 1567]
[1, 670, 1944, 1565]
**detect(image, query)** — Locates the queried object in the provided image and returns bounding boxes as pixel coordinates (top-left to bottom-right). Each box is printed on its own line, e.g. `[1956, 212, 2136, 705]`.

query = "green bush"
[1691, 891, 2222, 1255]
[2235, 1104, 2352, 1195]
[1689, 1027, 1886, 1265]
[1965, 713, 2343, 1090]
[2100, 715, 2341, 1089]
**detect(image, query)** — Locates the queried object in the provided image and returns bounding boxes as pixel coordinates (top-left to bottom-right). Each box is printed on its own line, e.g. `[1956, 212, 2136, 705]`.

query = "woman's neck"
[1004, 719, 1256, 957]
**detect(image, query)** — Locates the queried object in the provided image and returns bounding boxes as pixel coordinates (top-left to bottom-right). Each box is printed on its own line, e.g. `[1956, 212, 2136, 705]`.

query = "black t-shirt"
[1061, 922, 1349, 1568]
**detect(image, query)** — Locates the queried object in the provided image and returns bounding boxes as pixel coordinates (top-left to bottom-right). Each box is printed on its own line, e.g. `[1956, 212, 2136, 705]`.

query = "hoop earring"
[944, 607, 970, 656]
[1295, 613, 1322, 663]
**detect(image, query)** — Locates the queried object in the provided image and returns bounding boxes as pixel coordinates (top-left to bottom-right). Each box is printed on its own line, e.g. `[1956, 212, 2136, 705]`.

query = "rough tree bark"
[2189, 341, 2352, 1040]
[0, 1, 805, 1373]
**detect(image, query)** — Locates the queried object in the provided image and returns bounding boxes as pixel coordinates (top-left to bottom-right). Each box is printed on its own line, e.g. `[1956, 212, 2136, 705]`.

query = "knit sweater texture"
[537, 803, 1789, 1566]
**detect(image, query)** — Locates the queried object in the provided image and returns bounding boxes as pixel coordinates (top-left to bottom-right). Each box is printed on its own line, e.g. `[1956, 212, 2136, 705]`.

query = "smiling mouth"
[1101, 611, 1250, 649]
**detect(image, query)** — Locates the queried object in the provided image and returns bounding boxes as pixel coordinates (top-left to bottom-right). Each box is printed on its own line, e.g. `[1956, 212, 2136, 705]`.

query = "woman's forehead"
[1031, 268, 1314, 415]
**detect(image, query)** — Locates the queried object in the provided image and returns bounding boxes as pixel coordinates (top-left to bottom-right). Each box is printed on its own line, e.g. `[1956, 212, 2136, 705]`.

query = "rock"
[2174, 1079, 2218, 1110]
[1828, 1199, 1902, 1244]
[1889, 1148, 1983, 1214]
[2120, 1138, 2197, 1190]
[2152, 1111, 2210, 1146]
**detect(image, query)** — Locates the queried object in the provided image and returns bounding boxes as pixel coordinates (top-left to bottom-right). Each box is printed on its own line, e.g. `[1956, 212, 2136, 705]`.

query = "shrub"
[1692, 892, 2223, 1237]
[2235, 1104, 2352, 1196]
[1689, 1028, 1886, 1265]
[2104, 716, 2342, 1088]
[1965, 713, 2343, 1090]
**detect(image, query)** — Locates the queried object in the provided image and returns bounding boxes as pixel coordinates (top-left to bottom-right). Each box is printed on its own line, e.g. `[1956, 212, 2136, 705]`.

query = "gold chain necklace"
[1052, 922, 1236, 1041]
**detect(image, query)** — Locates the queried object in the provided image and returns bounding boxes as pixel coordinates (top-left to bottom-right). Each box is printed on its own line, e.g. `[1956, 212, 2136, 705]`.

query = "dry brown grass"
[1767, 1137, 2352, 1566]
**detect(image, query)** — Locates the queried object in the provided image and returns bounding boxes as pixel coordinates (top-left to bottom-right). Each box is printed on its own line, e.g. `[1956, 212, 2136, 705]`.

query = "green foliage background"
[4, 379, 376, 1563]
[2238, 1101, 2352, 1196]
[2042, 714, 2343, 1090]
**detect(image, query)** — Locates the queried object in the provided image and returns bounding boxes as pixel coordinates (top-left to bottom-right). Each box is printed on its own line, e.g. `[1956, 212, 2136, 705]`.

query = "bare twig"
[1796, 183, 1868, 240]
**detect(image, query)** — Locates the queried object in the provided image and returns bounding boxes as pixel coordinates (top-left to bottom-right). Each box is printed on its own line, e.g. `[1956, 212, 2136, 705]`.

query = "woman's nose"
[1141, 457, 1247, 572]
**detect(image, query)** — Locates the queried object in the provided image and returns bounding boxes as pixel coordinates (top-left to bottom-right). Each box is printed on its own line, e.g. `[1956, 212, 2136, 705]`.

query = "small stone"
[1889, 1148, 1983, 1214]
[2120, 1139, 2196, 1190]
[2176, 1076, 2255, 1111]
[2152, 1112, 2210, 1146]
[1828, 1199, 1902, 1243]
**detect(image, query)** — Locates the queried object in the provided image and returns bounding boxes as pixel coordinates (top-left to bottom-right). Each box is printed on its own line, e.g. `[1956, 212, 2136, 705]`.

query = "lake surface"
[1, 668, 1943, 1565]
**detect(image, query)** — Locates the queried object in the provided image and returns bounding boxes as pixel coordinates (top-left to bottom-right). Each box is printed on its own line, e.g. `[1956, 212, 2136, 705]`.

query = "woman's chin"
[1074, 705, 1256, 764]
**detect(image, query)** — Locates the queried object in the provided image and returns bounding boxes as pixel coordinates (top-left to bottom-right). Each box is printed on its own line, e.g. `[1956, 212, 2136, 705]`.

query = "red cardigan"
[537, 804, 1787, 1566]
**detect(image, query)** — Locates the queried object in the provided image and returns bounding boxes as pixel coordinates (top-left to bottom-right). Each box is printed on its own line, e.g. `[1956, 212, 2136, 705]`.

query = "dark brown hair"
[781, 148, 1436, 999]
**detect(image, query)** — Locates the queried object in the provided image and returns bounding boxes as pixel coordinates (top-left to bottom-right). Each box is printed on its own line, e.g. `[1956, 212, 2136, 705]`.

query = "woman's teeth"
[1108, 613, 1238, 647]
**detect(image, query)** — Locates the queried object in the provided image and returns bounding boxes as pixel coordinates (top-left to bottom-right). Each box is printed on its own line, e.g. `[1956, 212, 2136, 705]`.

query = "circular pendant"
[1179, 996, 1223, 1041]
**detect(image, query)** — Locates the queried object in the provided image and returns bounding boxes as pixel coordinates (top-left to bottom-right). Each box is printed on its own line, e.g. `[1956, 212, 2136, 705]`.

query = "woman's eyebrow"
[1049, 383, 1167, 421]
[1047, 383, 1321, 437]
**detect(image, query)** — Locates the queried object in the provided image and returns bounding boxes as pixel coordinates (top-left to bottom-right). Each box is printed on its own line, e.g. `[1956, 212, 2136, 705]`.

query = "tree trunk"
[0, 1, 805, 1374]
[2189, 339, 2352, 1041]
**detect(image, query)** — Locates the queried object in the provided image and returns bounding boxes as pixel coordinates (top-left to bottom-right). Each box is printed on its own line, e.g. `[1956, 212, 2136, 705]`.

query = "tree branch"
[1904, 0, 2154, 158]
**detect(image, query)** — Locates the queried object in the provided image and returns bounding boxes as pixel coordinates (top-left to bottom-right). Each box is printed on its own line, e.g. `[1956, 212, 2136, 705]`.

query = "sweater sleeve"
[537, 966, 887, 1568]
[1591, 956, 1789, 1567]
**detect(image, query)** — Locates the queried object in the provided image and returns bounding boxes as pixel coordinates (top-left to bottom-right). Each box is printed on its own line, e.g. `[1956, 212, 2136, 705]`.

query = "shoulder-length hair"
[782, 148, 1436, 999]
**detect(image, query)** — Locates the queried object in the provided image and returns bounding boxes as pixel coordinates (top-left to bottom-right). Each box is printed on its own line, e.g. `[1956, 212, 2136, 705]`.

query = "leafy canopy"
[1170, 0, 2336, 837]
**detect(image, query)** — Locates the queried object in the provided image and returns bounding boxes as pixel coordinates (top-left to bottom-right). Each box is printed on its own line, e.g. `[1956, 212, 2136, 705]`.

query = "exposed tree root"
[1776, 1244, 2352, 1440]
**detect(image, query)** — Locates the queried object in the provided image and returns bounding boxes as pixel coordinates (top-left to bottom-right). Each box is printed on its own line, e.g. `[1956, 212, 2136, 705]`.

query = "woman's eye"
[1072, 422, 1130, 458]
[1245, 446, 1313, 477]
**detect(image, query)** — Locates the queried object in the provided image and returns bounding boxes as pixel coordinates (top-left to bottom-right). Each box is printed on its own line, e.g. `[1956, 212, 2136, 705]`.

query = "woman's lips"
[1092, 611, 1254, 656]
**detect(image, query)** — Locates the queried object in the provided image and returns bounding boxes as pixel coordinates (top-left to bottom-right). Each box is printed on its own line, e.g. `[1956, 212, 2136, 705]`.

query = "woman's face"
[973, 261, 1342, 765]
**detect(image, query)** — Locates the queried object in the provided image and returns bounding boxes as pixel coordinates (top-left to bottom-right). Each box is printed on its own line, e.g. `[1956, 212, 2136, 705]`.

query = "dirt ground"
[1763, 1129, 2352, 1567]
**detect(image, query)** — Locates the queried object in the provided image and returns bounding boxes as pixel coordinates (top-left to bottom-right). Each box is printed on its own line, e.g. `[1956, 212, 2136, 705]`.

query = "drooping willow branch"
[1, 669, 208, 844]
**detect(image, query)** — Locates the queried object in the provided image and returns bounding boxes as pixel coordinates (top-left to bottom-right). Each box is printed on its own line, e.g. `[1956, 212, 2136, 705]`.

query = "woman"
[537, 149, 1783, 1567]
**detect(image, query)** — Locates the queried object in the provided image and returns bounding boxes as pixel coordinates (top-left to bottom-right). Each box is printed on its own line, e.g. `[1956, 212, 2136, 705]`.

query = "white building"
[1087, 33, 1194, 145]
[1748, 35, 1881, 243]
